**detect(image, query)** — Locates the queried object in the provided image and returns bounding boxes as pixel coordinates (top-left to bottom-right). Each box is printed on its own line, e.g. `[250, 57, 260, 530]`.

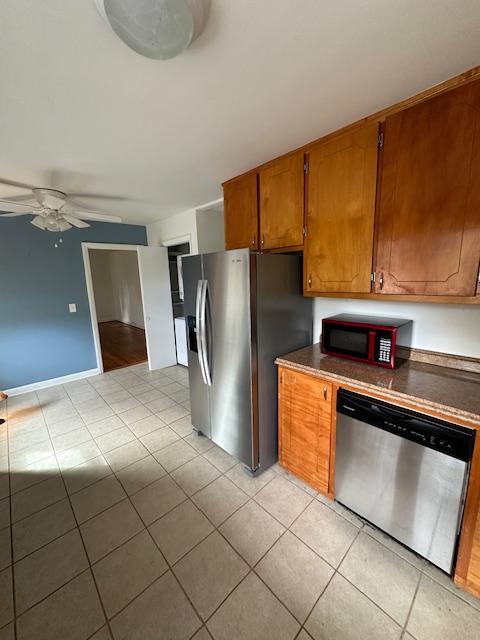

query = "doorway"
[82, 243, 177, 374]
[167, 241, 191, 367]
[89, 248, 147, 372]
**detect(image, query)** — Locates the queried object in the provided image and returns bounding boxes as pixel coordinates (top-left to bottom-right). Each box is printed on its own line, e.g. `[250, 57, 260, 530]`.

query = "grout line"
[401, 572, 422, 636]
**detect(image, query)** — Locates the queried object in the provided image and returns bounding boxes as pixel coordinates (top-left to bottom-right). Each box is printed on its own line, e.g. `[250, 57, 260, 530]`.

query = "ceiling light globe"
[103, 0, 195, 60]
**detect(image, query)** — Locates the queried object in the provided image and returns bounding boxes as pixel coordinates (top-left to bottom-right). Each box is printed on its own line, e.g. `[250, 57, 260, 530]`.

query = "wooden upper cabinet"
[223, 173, 258, 250]
[259, 153, 305, 249]
[375, 80, 480, 296]
[304, 123, 379, 293]
[278, 367, 332, 495]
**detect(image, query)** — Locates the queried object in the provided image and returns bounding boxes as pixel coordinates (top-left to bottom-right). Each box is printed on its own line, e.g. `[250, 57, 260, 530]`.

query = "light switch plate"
[69, 303, 77, 313]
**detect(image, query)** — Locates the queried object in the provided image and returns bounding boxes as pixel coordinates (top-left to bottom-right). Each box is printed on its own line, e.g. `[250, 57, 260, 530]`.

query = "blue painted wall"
[0, 216, 147, 389]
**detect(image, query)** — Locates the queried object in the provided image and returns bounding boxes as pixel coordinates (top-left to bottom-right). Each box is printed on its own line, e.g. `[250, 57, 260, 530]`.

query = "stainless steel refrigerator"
[182, 248, 312, 473]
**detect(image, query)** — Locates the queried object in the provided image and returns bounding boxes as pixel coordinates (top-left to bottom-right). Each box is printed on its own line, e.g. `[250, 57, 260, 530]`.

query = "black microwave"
[321, 314, 412, 369]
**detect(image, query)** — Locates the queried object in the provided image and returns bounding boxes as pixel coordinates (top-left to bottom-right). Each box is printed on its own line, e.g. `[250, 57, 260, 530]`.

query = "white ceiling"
[0, 1, 479, 224]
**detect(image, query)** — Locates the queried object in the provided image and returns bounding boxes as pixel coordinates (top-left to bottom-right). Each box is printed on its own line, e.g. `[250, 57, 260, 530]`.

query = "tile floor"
[1, 363, 479, 639]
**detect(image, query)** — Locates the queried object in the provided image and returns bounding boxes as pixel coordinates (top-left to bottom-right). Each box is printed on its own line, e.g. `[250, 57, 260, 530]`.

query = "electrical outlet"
[69, 303, 77, 313]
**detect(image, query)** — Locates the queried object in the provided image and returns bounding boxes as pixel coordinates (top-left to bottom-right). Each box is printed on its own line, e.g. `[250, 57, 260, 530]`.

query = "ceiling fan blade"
[0, 177, 38, 190]
[30, 216, 47, 229]
[0, 198, 40, 213]
[3, 194, 36, 203]
[63, 214, 90, 229]
[66, 193, 130, 201]
[62, 209, 122, 223]
[0, 211, 34, 217]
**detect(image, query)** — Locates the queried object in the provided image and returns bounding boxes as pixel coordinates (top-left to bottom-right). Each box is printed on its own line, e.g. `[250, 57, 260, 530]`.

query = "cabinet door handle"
[323, 385, 327, 400]
[308, 274, 312, 288]
[252, 236, 256, 247]
[378, 272, 384, 291]
[261, 234, 265, 247]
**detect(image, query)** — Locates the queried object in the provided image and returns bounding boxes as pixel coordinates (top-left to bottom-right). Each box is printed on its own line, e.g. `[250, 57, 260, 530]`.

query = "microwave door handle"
[195, 280, 208, 385]
[200, 279, 212, 387]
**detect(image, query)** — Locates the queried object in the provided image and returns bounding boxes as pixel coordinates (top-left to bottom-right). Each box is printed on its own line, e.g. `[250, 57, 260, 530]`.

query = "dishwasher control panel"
[337, 389, 475, 463]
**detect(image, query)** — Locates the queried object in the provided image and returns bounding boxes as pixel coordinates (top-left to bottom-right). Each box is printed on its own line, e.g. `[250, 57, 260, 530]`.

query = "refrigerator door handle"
[195, 279, 208, 385]
[200, 279, 212, 387]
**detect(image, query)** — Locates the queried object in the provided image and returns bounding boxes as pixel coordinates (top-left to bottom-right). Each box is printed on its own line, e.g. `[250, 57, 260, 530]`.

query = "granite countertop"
[276, 344, 480, 426]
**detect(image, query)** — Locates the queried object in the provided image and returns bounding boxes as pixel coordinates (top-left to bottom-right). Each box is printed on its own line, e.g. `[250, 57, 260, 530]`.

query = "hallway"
[98, 322, 148, 372]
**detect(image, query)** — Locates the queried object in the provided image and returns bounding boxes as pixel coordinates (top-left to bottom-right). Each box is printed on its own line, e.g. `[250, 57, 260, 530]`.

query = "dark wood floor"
[99, 321, 148, 372]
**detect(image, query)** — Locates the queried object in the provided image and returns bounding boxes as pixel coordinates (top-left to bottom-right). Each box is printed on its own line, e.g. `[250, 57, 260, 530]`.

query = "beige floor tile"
[110, 571, 201, 640]
[171, 457, 220, 496]
[8, 428, 50, 454]
[0, 527, 11, 571]
[132, 388, 164, 404]
[51, 427, 92, 453]
[80, 499, 144, 563]
[0, 622, 14, 640]
[128, 415, 166, 438]
[153, 439, 198, 472]
[149, 500, 214, 564]
[131, 475, 186, 525]
[0, 567, 13, 628]
[47, 414, 85, 438]
[75, 397, 108, 415]
[407, 575, 480, 640]
[290, 501, 359, 568]
[225, 464, 276, 497]
[16, 570, 105, 640]
[89, 626, 112, 640]
[169, 415, 194, 438]
[174, 531, 248, 620]
[422, 560, 480, 612]
[0, 475, 8, 501]
[273, 463, 318, 497]
[191, 627, 212, 640]
[144, 397, 176, 413]
[12, 498, 76, 561]
[86, 415, 124, 439]
[255, 476, 312, 527]
[361, 523, 426, 570]
[183, 432, 215, 453]
[99, 389, 132, 405]
[305, 574, 401, 640]
[10, 456, 60, 500]
[116, 455, 166, 495]
[192, 476, 248, 526]
[207, 572, 299, 640]
[257, 531, 333, 622]
[296, 631, 314, 640]
[140, 426, 180, 454]
[11, 475, 66, 523]
[110, 397, 141, 415]
[156, 404, 189, 425]
[95, 426, 135, 454]
[56, 440, 102, 471]
[0, 498, 10, 530]
[202, 445, 237, 473]
[71, 475, 126, 523]
[93, 529, 167, 617]
[118, 405, 153, 425]
[103, 440, 149, 472]
[161, 382, 184, 396]
[14, 529, 88, 614]
[339, 532, 420, 625]
[168, 389, 190, 404]
[63, 455, 111, 495]
[9, 442, 54, 469]
[219, 500, 285, 566]
[80, 406, 115, 426]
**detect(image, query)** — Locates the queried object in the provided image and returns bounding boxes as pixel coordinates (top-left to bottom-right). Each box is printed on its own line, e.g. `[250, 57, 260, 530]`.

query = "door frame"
[81, 242, 147, 374]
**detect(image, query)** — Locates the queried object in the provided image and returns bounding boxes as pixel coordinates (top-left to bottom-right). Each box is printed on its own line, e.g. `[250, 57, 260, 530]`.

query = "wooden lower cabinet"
[278, 367, 332, 495]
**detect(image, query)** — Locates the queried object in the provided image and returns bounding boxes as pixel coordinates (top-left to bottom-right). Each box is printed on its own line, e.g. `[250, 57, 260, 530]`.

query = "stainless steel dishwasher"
[335, 389, 475, 574]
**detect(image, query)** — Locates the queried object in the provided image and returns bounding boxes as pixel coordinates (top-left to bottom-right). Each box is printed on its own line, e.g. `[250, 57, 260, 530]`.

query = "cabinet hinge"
[303, 226, 308, 238]
[304, 162, 309, 173]
[378, 132, 384, 148]
[370, 271, 376, 282]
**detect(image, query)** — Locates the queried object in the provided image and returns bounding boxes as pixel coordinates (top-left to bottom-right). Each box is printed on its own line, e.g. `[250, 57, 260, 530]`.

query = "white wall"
[147, 209, 198, 253]
[314, 298, 480, 358]
[110, 251, 145, 329]
[89, 249, 145, 329]
[196, 208, 225, 253]
[90, 250, 116, 322]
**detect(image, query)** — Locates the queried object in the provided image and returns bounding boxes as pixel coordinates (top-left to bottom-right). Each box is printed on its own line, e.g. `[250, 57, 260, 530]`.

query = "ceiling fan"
[0, 186, 123, 232]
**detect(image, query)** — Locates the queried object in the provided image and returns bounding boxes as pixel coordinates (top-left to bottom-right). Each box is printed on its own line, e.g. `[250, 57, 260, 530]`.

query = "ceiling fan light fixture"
[95, 0, 209, 59]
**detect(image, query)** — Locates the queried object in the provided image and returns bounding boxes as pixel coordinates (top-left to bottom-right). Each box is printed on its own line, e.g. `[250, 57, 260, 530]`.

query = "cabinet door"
[278, 368, 332, 494]
[375, 80, 480, 296]
[304, 123, 379, 293]
[259, 153, 304, 249]
[223, 173, 258, 250]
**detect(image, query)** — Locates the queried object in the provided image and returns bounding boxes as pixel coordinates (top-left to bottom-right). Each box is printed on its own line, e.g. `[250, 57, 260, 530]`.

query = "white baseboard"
[4, 368, 100, 397]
